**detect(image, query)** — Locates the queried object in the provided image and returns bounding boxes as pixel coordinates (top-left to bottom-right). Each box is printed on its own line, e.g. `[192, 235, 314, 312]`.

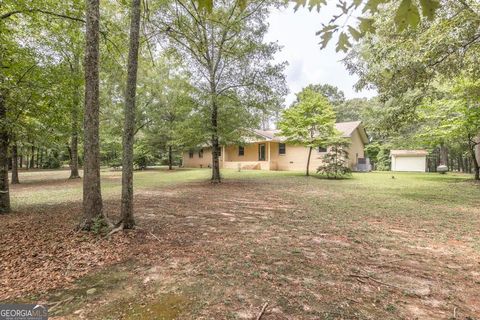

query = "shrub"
[317, 139, 351, 179]
[42, 151, 62, 169]
[133, 143, 155, 170]
[375, 148, 391, 171]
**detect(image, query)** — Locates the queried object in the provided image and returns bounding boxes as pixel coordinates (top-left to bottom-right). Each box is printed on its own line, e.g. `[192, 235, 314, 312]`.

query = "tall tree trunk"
[306, 146, 312, 176]
[81, 0, 103, 230]
[24, 147, 28, 170]
[168, 145, 173, 170]
[470, 146, 480, 180]
[439, 144, 448, 167]
[119, 0, 141, 229]
[0, 92, 11, 213]
[476, 142, 480, 174]
[39, 148, 43, 169]
[35, 147, 40, 168]
[19, 154, 23, 169]
[11, 142, 19, 184]
[69, 81, 81, 179]
[210, 85, 221, 183]
[29, 144, 34, 169]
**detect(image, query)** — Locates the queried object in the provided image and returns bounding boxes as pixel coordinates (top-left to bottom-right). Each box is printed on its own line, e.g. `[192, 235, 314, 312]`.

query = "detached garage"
[390, 150, 428, 172]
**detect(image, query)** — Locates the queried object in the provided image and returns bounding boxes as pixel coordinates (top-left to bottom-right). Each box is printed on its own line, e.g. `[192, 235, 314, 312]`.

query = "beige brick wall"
[182, 148, 213, 168]
[346, 129, 365, 168]
[182, 128, 365, 172]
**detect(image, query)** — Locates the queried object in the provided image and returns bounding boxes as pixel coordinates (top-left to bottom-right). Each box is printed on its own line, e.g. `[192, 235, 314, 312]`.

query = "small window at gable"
[279, 143, 286, 155]
[238, 146, 245, 156]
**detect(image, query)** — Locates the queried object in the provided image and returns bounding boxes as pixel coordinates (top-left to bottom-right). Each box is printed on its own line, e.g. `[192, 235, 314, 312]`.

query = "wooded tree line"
[340, 0, 480, 177]
[0, 0, 286, 230]
[1, 0, 478, 227]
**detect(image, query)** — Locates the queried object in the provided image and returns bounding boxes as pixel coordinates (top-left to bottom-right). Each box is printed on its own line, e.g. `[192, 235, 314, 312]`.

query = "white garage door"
[393, 156, 426, 172]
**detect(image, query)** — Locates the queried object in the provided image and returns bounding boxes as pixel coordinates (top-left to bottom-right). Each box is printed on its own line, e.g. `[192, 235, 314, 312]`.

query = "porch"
[220, 142, 277, 171]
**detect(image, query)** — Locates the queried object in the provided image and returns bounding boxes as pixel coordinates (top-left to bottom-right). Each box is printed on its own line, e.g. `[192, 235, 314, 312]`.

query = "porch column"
[267, 142, 270, 170]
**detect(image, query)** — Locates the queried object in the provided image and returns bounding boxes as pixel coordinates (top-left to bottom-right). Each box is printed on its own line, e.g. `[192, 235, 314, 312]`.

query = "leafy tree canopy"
[196, 0, 452, 51]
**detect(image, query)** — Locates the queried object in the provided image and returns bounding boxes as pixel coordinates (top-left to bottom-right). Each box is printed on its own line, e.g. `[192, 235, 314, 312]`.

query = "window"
[218, 147, 222, 157]
[258, 143, 266, 161]
[198, 149, 204, 158]
[318, 146, 327, 153]
[238, 146, 245, 156]
[188, 150, 194, 158]
[279, 143, 286, 155]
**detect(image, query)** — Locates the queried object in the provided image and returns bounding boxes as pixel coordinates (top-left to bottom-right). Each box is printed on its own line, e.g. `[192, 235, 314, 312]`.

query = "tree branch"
[1, 9, 85, 22]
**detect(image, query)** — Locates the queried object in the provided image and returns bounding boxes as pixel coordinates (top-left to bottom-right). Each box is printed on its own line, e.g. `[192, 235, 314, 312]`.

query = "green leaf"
[316, 24, 338, 48]
[362, 0, 385, 14]
[348, 26, 362, 41]
[308, 0, 327, 11]
[394, 0, 420, 31]
[238, 0, 248, 11]
[197, 0, 213, 13]
[293, 0, 307, 12]
[358, 17, 375, 34]
[319, 30, 333, 49]
[315, 24, 338, 36]
[419, 0, 440, 20]
[292, 0, 327, 12]
[353, 0, 364, 9]
[336, 32, 351, 52]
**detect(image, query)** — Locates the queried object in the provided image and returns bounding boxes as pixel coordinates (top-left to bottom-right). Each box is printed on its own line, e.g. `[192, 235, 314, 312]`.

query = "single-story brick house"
[182, 121, 368, 172]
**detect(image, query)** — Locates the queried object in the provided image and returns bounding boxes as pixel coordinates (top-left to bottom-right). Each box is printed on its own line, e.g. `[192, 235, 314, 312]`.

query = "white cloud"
[265, 3, 377, 106]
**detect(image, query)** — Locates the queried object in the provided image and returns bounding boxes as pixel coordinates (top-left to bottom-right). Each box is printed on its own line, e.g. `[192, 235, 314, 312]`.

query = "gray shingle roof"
[253, 121, 367, 143]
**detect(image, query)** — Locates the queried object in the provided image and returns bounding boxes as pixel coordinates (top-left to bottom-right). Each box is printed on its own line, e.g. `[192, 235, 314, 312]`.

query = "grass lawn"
[1, 168, 479, 319]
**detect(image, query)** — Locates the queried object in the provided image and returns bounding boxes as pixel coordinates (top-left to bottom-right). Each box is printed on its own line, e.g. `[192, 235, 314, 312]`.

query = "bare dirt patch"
[3, 175, 480, 319]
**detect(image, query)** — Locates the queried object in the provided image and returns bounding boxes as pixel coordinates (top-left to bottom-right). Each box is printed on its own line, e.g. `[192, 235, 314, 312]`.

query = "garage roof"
[390, 150, 428, 156]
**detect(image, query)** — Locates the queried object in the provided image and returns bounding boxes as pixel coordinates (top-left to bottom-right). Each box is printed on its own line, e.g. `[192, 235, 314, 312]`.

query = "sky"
[265, 3, 376, 106]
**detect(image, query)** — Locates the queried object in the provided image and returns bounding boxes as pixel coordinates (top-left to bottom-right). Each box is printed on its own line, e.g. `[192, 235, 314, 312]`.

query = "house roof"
[390, 150, 429, 156]
[335, 121, 362, 138]
[252, 121, 368, 144]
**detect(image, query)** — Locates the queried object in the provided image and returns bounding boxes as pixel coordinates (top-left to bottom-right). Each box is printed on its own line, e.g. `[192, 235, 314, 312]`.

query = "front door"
[258, 143, 266, 161]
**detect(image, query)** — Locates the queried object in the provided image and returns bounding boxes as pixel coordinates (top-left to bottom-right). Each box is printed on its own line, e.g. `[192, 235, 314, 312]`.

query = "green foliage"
[316, 137, 351, 178]
[373, 147, 391, 171]
[344, 1, 479, 102]
[415, 77, 480, 164]
[140, 56, 196, 161]
[294, 0, 443, 51]
[133, 142, 156, 170]
[343, 13, 475, 163]
[155, 0, 287, 155]
[394, 0, 420, 31]
[335, 97, 371, 122]
[298, 84, 380, 125]
[300, 83, 345, 107]
[42, 151, 62, 169]
[91, 215, 109, 235]
[279, 87, 337, 148]
[364, 142, 380, 160]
